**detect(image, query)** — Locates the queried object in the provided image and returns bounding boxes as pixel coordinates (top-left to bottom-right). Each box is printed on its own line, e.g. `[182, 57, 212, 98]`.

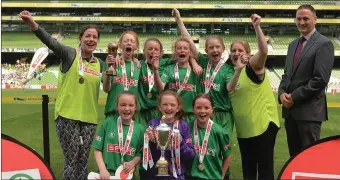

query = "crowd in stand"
[1, 61, 47, 85]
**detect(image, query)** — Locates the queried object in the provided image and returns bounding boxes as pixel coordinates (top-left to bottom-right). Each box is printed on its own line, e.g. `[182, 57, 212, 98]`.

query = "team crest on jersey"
[95, 135, 102, 142]
[108, 131, 115, 139]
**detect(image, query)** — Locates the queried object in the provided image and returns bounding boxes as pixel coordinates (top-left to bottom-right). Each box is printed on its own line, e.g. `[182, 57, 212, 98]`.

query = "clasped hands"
[280, 93, 294, 108]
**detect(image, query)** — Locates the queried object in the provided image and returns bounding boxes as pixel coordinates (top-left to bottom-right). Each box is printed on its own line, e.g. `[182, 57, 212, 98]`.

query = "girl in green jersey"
[188, 94, 231, 180]
[173, 8, 234, 179]
[137, 38, 175, 126]
[93, 91, 145, 180]
[153, 38, 202, 123]
[103, 31, 141, 118]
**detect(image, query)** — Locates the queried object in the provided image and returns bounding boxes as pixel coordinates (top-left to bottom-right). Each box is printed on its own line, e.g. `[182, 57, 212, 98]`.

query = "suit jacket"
[278, 30, 334, 121]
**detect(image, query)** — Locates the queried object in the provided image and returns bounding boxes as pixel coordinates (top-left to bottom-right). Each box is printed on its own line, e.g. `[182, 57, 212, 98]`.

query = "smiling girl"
[188, 94, 231, 180]
[153, 38, 202, 123]
[140, 90, 195, 180]
[93, 91, 145, 180]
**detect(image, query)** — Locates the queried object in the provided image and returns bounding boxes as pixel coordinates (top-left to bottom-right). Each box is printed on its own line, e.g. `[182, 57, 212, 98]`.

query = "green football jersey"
[138, 58, 174, 110]
[188, 121, 231, 179]
[92, 116, 145, 172]
[160, 64, 201, 113]
[197, 53, 234, 111]
[104, 60, 141, 116]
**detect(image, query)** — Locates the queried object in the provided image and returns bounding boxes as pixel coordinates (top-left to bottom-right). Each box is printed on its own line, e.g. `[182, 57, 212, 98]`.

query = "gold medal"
[198, 163, 204, 171]
[147, 92, 152, 98]
[79, 77, 84, 84]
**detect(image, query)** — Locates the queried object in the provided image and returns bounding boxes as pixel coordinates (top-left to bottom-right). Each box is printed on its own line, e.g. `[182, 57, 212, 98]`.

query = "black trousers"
[284, 115, 322, 157]
[237, 122, 279, 180]
[56, 116, 97, 180]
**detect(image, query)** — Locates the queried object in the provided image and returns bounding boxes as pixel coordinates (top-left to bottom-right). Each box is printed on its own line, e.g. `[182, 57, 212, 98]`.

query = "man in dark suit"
[278, 4, 334, 157]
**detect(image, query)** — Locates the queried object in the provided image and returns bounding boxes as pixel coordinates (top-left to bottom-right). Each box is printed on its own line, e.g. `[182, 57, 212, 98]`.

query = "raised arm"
[19, 10, 75, 73]
[227, 55, 248, 92]
[172, 8, 199, 59]
[248, 14, 268, 74]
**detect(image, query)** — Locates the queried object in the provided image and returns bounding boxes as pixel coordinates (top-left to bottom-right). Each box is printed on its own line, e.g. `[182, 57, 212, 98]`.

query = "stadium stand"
[1, 0, 339, 91]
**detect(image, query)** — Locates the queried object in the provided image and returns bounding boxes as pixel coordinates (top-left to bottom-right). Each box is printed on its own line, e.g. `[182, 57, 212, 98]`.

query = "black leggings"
[56, 116, 97, 180]
[237, 122, 279, 180]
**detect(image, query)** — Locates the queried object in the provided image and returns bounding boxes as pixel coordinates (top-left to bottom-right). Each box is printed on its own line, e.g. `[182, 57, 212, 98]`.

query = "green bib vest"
[55, 52, 101, 124]
[229, 69, 280, 138]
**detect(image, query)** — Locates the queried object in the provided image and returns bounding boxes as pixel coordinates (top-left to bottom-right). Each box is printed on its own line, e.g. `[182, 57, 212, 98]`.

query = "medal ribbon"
[121, 61, 135, 91]
[145, 61, 154, 93]
[170, 121, 181, 177]
[117, 116, 134, 164]
[194, 119, 214, 164]
[77, 48, 84, 78]
[174, 63, 191, 94]
[142, 132, 154, 170]
[204, 60, 224, 93]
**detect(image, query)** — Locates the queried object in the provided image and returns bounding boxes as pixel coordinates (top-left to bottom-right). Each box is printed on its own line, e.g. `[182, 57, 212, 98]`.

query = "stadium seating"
[2, 0, 337, 4]
[2, 32, 340, 54]
[266, 68, 281, 88]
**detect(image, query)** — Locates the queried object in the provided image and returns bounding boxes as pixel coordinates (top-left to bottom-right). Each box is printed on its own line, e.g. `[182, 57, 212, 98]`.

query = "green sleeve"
[197, 53, 209, 68]
[159, 58, 175, 74]
[101, 62, 108, 82]
[218, 128, 231, 158]
[135, 127, 145, 157]
[92, 121, 107, 151]
[225, 65, 235, 84]
[160, 65, 171, 84]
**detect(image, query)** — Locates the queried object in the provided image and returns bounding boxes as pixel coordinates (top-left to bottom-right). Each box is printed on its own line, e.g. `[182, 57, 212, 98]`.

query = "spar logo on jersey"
[201, 81, 220, 91]
[107, 144, 136, 156]
[169, 83, 196, 91]
[194, 146, 216, 156]
[113, 77, 138, 87]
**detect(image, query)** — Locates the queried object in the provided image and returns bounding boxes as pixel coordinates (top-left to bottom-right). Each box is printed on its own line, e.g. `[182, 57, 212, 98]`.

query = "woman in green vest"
[226, 14, 281, 180]
[103, 31, 141, 119]
[173, 8, 234, 179]
[20, 11, 104, 180]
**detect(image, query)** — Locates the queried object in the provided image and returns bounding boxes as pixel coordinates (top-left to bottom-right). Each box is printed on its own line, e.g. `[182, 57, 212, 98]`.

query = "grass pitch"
[2, 89, 340, 179]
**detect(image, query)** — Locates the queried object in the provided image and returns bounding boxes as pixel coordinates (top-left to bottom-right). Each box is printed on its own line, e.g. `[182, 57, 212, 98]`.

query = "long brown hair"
[78, 24, 100, 47]
[158, 90, 185, 120]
